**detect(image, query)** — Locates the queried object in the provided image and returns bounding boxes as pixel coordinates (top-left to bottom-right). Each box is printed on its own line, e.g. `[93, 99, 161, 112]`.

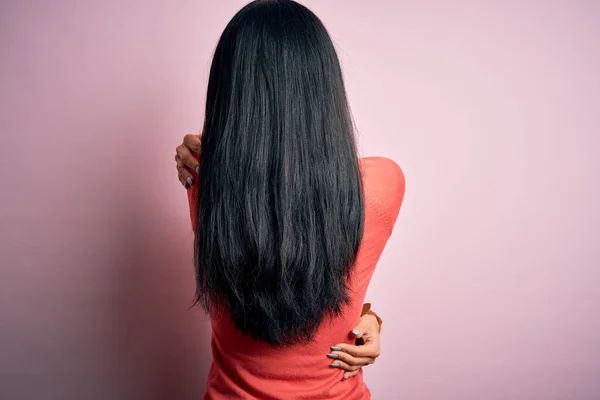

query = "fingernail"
[330, 346, 342, 351]
[327, 353, 339, 359]
[330, 362, 340, 368]
[195, 165, 200, 174]
[187, 177, 193, 186]
[184, 182, 190, 189]
[352, 329, 360, 336]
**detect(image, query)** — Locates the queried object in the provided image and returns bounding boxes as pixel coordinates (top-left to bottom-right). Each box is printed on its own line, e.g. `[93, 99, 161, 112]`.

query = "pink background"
[1, 1, 599, 399]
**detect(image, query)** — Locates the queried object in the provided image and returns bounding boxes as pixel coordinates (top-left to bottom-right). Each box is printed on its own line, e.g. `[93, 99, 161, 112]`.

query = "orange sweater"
[187, 157, 405, 400]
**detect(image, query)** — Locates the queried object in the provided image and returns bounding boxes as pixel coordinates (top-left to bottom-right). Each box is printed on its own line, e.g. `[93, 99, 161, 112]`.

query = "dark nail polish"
[184, 182, 190, 189]
[327, 353, 339, 359]
[330, 362, 340, 368]
[330, 346, 342, 351]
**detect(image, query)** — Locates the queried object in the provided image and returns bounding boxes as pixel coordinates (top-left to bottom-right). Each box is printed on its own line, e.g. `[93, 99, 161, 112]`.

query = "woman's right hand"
[174, 134, 201, 188]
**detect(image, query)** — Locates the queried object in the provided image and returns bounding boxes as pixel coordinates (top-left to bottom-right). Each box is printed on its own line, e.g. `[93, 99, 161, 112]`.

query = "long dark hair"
[194, 0, 364, 345]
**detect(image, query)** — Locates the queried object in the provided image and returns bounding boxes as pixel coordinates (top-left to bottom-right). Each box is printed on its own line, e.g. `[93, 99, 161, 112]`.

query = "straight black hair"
[194, 0, 364, 345]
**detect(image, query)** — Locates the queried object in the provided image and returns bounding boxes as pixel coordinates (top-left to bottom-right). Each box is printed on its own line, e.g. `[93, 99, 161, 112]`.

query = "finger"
[179, 172, 193, 189]
[343, 370, 360, 380]
[329, 359, 361, 372]
[331, 342, 380, 359]
[178, 171, 188, 188]
[183, 133, 201, 154]
[176, 144, 200, 174]
[176, 155, 194, 188]
[327, 351, 373, 367]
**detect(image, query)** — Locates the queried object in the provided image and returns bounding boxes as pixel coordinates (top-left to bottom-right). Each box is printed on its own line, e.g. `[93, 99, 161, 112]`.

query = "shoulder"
[360, 157, 405, 200]
[359, 157, 406, 231]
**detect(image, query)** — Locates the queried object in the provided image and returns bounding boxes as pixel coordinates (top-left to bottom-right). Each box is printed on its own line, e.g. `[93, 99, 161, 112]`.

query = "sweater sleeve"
[186, 153, 200, 232]
[187, 184, 198, 233]
[364, 157, 406, 234]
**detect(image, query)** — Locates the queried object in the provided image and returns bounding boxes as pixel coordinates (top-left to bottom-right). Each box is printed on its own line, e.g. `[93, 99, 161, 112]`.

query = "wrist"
[361, 313, 379, 326]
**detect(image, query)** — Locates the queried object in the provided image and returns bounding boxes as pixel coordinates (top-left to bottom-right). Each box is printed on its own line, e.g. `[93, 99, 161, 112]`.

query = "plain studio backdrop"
[1, 1, 599, 399]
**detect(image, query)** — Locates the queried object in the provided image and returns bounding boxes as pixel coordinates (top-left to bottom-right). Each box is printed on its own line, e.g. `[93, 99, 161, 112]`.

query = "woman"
[176, 1, 405, 399]
[177, 135, 384, 380]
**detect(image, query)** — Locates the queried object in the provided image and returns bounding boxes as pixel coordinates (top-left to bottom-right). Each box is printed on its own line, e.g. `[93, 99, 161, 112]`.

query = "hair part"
[194, 0, 364, 346]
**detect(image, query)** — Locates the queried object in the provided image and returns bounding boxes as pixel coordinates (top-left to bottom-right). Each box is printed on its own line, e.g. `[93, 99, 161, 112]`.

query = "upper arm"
[362, 157, 406, 233]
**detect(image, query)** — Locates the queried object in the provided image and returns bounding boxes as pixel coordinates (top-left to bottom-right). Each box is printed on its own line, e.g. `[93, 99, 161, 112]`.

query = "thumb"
[351, 321, 369, 340]
[351, 313, 380, 340]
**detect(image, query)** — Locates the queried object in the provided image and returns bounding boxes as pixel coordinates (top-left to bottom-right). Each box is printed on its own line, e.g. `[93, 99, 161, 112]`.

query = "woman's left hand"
[328, 313, 381, 380]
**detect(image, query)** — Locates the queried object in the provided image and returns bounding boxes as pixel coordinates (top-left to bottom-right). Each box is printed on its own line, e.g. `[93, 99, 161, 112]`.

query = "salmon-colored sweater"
[187, 157, 405, 400]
